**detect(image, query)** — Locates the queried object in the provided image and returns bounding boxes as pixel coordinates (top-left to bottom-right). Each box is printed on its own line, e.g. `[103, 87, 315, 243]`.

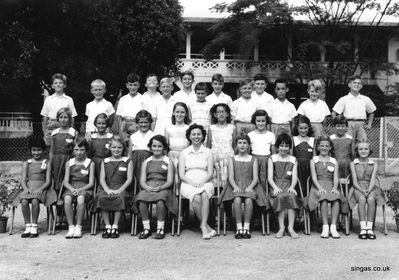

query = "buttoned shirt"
[85, 98, 115, 132]
[116, 93, 148, 118]
[266, 99, 297, 124]
[251, 91, 274, 111]
[40, 93, 77, 119]
[297, 99, 330, 123]
[332, 93, 376, 120]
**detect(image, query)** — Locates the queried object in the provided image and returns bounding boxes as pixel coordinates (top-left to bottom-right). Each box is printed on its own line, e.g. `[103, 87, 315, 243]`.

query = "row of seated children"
[15, 102, 384, 240]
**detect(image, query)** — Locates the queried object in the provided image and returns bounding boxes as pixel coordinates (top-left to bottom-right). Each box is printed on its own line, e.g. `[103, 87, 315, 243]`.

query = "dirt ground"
[1, 176, 399, 280]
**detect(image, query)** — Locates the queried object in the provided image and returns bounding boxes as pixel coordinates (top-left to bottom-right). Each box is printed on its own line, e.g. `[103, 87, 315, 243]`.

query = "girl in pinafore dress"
[96, 136, 133, 238]
[248, 110, 275, 193]
[267, 133, 302, 239]
[207, 103, 235, 189]
[63, 137, 95, 239]
[330, 115, 354, 181]
[129, 110, 155, 193]
[14, 137, 52, 238]
[349, 141, 386, 239]
[307, 136, 349, 238]
[50, 107, 77, 226]
[219, 135, 268, 239]
[292, 116, 315, 197]
[133, 135, 178, 239]
[89, 113, 112, 181]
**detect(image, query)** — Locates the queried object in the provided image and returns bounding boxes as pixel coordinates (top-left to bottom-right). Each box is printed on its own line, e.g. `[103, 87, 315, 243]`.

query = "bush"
[387, 182, 399, 218]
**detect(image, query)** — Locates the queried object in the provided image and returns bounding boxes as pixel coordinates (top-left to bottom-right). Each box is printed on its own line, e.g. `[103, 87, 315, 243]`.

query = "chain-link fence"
[0, 117, 384, 162]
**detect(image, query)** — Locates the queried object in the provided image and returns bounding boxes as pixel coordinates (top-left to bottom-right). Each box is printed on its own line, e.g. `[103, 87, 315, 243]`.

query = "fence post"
[383, 117, 387, 175]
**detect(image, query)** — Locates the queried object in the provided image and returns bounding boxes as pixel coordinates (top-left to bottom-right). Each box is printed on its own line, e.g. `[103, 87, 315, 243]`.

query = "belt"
[347, 119, 365, 122]
[272, 122, 289, 125]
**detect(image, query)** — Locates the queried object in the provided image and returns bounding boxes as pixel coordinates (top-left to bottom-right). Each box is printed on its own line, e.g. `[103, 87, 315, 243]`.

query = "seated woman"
[179, 124, 215, 240]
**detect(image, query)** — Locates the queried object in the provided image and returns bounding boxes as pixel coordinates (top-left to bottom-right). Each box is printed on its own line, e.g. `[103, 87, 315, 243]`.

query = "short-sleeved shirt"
[251, 91, 274, 111]
[231, 97, 259, 123]
[266, 99, 297, 124]
[248, 130, 275, 156]
[181, 145, 212, 172]
[116, 93, 148, 118]
[40, 93, 77, 119]
[332, 93, 376, 120]
[173, 89, 196, 105]
[85, 98, 115, 133]
[297, 99, 330, 123]
[130, 130, 155, 151]
[189, 100, 212, 128]
[207, 92, 233, 107]
[142, 91, 161, 117]
[154, 95, 177, 135]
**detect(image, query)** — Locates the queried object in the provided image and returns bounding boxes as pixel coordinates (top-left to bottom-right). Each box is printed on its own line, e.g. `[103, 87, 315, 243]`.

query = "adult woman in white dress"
[179, 124, 216, 239]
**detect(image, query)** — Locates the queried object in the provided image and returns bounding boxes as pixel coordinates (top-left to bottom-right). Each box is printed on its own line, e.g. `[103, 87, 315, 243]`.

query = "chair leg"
[223, 210, 226, 236]
[134, 213, 138, 236]
[171, 215, 175, 236]
[261, 212, 265, 236]
[93, 213, 98, 235]
[130, 213, 135, 236]
[177, 195, 182, 236]
[382, 205, 387, 235]
[47, 207, 51, 235]
[266, 212, 270, 236]
[9, 206, 16, 235]
[217, 206, 220, 236]
[307, 212, 311, 234]
[345, 214, 350, 235]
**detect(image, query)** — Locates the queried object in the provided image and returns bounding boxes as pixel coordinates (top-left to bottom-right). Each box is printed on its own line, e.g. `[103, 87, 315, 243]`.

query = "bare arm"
[310, 159, 326, 193]
[366, 112, 374, 130]
[350, 162, 364, 195]
[21, 162, 29, 192]
[77, 162, 95, 192]
[206, 127, 212, 149]
[331, 161, 339, 193]
[63, 161, 74, 192]
[367, 162, 378, 193]
[288, 161, 298, 195]
[331, 111, 338, 119]
[36, 161, 52, 193]
[267, 158, 282, 195]
[228, 157, 240, 192]
[99, 161, 111, 194]
[246, 157, 258, 191]
[117, 161, 133, 193]
[159, 160, 174, 191]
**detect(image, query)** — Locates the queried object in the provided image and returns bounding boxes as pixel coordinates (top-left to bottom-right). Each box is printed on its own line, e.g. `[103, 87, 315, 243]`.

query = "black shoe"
[21, 232, 30, 238]
[30, 232, 39, 238]
[110, 228, 119, 239]
[234, 230, 242, 239]
[243, 230, 251, 239]
[139, 229, 151, 239]
[102, 228, 111, 239]
[154, 229, 165, 239]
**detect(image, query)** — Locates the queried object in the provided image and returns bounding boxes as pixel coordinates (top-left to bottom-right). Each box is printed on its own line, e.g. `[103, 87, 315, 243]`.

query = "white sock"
[360, 221, 366, 230]
[24, 224, 31, 233]
[30, 224, 38, 234]
[105, 225, 111, 229]
[366, 221, 373, 230]
[157, 221, 165, 230]
[75, 225, 82, 229]
[330, 224, 337, 232]
[111, 224, 118, 229]
[143, 220, 150, 230]
[243, 222, 250, 231]
[236, 223, 243, 231]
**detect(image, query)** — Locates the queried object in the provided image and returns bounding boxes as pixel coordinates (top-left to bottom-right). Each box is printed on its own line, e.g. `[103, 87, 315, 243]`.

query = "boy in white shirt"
[252, 73, 274, 111]
[266, 79, 297, 137]
[332, 75, 376, 141]
[84, 79, 115, 136]
[190, 82, 212, 132]
[297, 79, 330, 138]
[173, 71, 196, 105]
[40, 73, 77, 145]
[142, 73, 161, 117]
[153, 77, 177, 135]
[207, 73, 233, 107]
[116, 73, 148, 143]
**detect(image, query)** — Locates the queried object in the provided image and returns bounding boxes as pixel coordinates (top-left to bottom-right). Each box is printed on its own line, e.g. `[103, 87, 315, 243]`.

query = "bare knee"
[77, 196, 85, 205]
[193, 194, 202, 204]
[367, 196, 375, 205]
[21, 199, 29, 207]
[31, 199, 40, 206]
[64, 196, 72, 205]
[358, 196, 366, 206]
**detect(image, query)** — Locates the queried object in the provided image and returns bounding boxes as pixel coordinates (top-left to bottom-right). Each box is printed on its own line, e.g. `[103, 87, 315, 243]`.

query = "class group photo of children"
[10, 69, 388, 241]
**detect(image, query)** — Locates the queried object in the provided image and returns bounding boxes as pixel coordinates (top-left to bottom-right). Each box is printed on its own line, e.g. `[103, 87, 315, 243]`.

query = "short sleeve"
[332, 97, 345, 114]
[321, 101, 331, 116]
[365, 97, 376, 113]
[85, 103, 90, 117]
[69, 98, 78, 117]
[231, 100, 238, 119]
[40, 98, 50, 117]
[107, 102, 115, 115]
[289, 103, 297, 119]
[297, 102, 305, 115]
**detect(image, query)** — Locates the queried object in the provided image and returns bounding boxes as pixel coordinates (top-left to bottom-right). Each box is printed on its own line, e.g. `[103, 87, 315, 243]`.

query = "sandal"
[358, 229, 368, 239]
[366, 229, 376, 240]
[202, 233, 211, 240]
[110, 228, 119, 239]
[139, 229, 151, 239]
[287, 230, 299, 239]
[275, 230, 285, 239]
[155, 229, 165, 239]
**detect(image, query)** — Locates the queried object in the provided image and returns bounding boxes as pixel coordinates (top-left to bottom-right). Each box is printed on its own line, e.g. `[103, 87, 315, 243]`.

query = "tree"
[0, 0, 184, 116]
[204, 0, 398, 107]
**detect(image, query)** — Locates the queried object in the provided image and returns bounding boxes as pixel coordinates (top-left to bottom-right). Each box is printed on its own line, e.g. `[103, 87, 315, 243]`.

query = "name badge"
[161, 164, 168, 170]
[40, 162, 47, 170]
[327, 166, 335, 172]
[119, 167, 127, 172]
[105, 143, 110, 149]
[65, 138, 73, 143]
[307, 148, 313, 152]
[287, 171, 292, 176]
[81, 169, 89, 175]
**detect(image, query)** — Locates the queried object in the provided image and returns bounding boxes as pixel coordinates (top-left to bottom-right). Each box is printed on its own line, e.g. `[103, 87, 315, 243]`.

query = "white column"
[220, 48, 225, 60]
[185, 31, 192, 59]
